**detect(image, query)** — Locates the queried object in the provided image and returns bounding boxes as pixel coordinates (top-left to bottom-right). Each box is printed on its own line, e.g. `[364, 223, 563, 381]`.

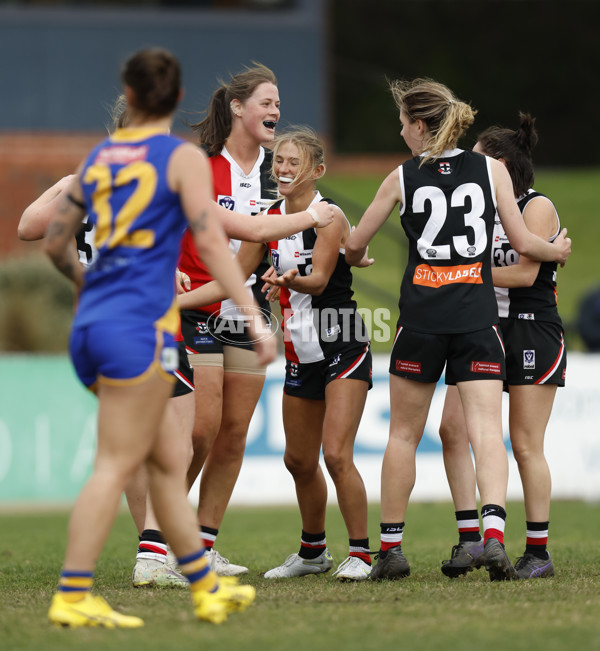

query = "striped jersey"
[268, 193, 369, 363]
[177, 145, 278, 316]
[493, 189, 562, 325]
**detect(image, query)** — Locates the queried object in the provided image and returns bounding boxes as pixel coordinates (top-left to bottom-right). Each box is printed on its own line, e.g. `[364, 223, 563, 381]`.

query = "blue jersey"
[74, 127, 187, 336]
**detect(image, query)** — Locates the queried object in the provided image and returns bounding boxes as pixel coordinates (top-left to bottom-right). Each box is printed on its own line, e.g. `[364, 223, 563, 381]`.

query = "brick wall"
[0, 133, 101, 258]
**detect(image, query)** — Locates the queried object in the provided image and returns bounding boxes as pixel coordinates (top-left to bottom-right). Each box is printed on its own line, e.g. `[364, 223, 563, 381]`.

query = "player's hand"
[176, 268, 191, 293]
[312, 202, 335, 228]
[262, 269, 298, 288]
[554, 228, 571, 267]
[261, 266, 281, 302]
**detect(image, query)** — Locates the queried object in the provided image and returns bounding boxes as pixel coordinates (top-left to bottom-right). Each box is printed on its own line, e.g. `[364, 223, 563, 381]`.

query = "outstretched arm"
[216, 200, 335, 242]
[178, 240, 265, 311]
[345, 169, 401, 266]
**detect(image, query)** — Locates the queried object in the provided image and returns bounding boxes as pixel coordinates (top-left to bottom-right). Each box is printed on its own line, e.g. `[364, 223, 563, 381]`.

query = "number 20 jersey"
[75, 127, 187, 334]
[397, 149, 499, 334]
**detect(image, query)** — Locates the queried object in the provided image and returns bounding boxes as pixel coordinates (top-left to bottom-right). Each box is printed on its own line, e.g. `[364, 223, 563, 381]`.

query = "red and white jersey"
[268, 193, 368, 364]
[177, 146, 277, 316]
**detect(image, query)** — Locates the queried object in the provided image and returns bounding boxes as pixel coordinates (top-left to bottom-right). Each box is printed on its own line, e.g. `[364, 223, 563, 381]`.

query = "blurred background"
[0, 0, 599, 504]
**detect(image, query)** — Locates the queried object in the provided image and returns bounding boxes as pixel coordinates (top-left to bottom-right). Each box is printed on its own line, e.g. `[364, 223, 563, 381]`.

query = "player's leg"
[49, 371, 171, 629]
[458, 378, 517, 580]
[146, 395, 255, 624]
[132, 391, 195, 588]
[264, 394, 333, 579]
[438, 385, 483, 577]
[370, 375, 436, 580]
[196, 357, 264, 575]
[509, 383, 556, 578]
[186, 361, 224, 488]
[322, 378, 371, 581]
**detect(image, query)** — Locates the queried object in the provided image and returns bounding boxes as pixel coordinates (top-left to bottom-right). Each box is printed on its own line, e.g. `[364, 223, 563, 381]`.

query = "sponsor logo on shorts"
[193, 336, 215, 346]
[413, 262, 483, 287]
[523, 349, 535, 369]
[518, 313, 535, 320]
[470, 361, 501, 374]
[396, 360, 422, 374]
[285, 378, 302, 388]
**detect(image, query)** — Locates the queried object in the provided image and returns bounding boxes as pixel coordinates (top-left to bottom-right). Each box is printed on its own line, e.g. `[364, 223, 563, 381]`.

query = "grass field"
[1, 501, 599, 650]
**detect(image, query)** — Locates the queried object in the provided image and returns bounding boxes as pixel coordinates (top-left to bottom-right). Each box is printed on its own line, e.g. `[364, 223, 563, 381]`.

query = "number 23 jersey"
[398, 149, 499, 334]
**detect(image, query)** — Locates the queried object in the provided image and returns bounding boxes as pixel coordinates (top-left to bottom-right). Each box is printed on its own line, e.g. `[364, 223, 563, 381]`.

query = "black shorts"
[180, 309, 254, 354]
[283, 344, 373, 400]
[501, 318, 566, 387]
[172, 339, 194, 397]
[389, 325, 506, 384]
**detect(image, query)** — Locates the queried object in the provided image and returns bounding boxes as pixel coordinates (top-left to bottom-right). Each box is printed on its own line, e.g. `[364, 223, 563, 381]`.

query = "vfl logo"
[438, 162, 452, 175]
[329, 354, 341, 367]
[239, 182, 251, 188]
[523, 349, 535, 369]
[218, 195, 235, 210]
[426, 248, 437, 258]
[466, 246, 476, 256]
[270, 250, 280, 272]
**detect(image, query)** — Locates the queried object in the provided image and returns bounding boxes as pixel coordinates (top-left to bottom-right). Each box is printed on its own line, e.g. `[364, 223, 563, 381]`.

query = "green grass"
[319, 167, 600, 352]
[1, 501, 599, 650]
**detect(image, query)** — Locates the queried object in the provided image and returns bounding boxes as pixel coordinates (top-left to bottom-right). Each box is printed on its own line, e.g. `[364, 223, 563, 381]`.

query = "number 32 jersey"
[397, 149, 499, 334]
[75, 127, 187, 334]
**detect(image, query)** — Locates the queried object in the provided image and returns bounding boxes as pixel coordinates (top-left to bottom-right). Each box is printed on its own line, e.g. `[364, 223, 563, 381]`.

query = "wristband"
[307, 206, 320, 226]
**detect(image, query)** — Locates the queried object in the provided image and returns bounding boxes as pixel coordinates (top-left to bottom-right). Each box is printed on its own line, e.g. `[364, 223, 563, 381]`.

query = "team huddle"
[21, 47, 570, 628]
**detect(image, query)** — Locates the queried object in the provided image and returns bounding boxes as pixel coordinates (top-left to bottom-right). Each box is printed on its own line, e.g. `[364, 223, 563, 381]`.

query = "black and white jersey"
[268, 193, 369, 363]
[397, 149, 499, 334]
[492, 190, 562, 325]
[76, 216, 97, 267]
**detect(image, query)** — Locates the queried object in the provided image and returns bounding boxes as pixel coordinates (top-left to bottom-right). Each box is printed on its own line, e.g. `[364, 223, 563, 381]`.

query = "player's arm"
[215, 200, 334, 242]
[262, 207, 345, 296]
[171, 144, 275, 364]
[18, 174, 76, 241]
[42, 175, 86, 288]
[345, 168, 401, 266]
[492, 196, 558, 288]
[492, 159, 571, 266]
[178, 240, 265, 311]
